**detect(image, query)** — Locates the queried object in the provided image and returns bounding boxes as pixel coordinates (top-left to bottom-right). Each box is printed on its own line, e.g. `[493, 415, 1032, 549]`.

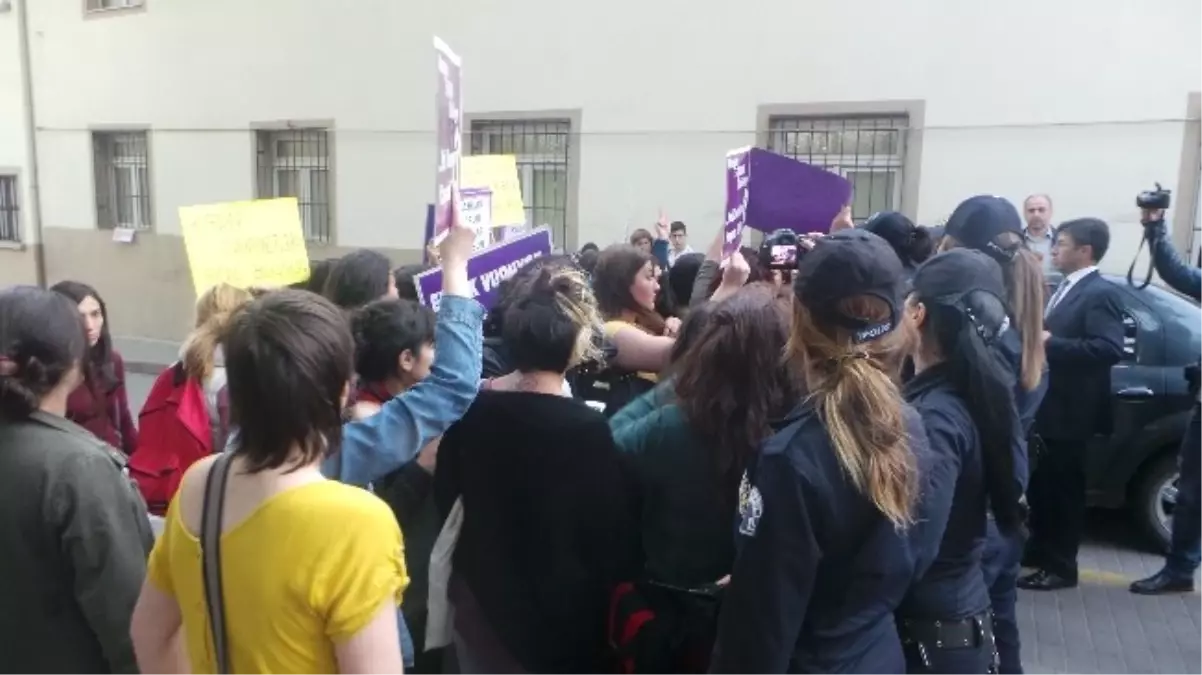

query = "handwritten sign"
[433, 36, 463, 244]
[462, 155, 525, 228]
[179, 198, 310, 296]
[724, 146, 751, 259]
[460, 187, 494, 251]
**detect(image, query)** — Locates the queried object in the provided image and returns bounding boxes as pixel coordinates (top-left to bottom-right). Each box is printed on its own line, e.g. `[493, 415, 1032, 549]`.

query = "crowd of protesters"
[0, 187, 1197, 675]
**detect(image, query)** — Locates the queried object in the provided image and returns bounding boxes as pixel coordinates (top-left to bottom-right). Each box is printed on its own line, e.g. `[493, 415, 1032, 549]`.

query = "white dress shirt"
[1045, 265, 1097, 317]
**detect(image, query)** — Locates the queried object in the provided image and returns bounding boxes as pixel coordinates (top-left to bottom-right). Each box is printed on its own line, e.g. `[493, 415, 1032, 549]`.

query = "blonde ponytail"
[789, 296, 917, 529]
[184, 284, 252, 382]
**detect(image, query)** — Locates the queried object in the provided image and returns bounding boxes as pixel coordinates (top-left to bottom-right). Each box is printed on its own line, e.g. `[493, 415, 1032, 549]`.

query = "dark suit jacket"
[1036, 270, 1125, 441]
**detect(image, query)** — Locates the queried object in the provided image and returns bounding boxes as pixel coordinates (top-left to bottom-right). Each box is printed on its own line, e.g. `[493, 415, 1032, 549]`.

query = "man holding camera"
[1129, 195, 1201, 595]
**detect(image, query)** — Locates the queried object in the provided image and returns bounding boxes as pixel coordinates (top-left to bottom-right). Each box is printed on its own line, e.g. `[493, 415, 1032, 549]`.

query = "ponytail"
[790, 297, 917, 529]
[928, 302, 1022, 533]
[184, 284, 252, 382]
[1002, 247, 1046, 391]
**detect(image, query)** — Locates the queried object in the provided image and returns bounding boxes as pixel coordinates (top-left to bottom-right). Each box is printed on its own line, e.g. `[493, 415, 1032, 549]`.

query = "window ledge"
[0, 241, 27, 251]
[84, 2, 146, 19]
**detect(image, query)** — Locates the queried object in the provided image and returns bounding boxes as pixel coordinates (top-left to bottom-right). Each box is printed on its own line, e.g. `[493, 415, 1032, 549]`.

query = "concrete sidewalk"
[114, 335, 182, 375]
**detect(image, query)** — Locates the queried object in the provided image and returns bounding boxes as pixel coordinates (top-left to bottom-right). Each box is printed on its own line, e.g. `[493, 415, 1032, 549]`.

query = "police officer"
[896, 249, 1025, 673]
[940, 196, 1048, 673]
[1129, 205, 1201, 594]
[711, 229, 932, 673]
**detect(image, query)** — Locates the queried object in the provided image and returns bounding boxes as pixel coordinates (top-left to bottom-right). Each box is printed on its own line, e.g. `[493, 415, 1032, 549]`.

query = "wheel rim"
[1156, 472, 1181, 534]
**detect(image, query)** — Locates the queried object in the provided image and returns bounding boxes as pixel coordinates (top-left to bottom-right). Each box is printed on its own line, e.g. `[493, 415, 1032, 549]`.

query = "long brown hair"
[674, 284, 794, 503]
[788, 294, 917, 529]
[182, 283, 252, 382]
[593, 244, 666, 335]
[940, 233, 1045, 390]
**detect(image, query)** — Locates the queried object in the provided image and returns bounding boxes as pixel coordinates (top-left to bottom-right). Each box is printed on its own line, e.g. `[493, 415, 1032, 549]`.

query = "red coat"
[65, 351, 139, 456]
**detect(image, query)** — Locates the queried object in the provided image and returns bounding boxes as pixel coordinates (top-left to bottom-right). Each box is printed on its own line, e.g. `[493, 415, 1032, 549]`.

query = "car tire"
[1130, 452, 1178, 552]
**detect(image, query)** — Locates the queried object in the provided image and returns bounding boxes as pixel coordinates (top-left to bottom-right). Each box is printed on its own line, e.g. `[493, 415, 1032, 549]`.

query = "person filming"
[1129, 190, 1201, 595]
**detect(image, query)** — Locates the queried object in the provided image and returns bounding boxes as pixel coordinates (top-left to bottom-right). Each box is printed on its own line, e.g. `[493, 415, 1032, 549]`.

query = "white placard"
[460, 188, 493, 251]
[112, 227, 136, 244]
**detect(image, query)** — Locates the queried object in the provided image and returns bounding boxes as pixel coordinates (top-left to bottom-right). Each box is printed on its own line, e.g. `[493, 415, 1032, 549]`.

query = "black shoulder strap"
[201, 452, 235, 673]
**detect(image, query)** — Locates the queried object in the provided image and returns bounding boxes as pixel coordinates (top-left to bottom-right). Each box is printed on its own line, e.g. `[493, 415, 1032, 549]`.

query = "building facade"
[0, 0, 1199, 341]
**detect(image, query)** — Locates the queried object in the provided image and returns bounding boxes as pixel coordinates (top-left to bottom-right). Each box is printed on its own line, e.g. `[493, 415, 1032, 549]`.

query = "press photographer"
[1128, 185, 1201, 595]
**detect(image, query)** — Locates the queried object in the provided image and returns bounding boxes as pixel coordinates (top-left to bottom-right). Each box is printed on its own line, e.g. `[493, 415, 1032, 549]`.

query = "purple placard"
[433, 37, 462, 244]
[414, 227, 553, 311]
[744, 148, 852, 235]
[724, 147, 751, 259]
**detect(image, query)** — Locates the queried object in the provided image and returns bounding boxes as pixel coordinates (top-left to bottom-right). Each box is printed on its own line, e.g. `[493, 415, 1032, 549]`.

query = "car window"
[1131, 282, 1202, 366]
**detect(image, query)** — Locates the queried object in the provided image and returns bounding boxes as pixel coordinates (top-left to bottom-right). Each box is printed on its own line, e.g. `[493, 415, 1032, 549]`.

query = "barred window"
[767, 115, 908, 221]
[256, 129, 332, 243]
[0, 175, 19, 243]
[469, 119, 571, 245]
[93, 131, 152, 230]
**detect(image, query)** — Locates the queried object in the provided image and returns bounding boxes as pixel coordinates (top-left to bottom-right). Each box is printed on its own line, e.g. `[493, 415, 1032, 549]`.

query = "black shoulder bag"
[201, 452, 235, 673]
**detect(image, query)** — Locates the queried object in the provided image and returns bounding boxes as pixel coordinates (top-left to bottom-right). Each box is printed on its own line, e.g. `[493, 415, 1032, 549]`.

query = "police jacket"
[0, 410, 154, 673]
[899, 364, 992, 621]
[711, 400, 931, 674]
[994, 329, 1046, 494]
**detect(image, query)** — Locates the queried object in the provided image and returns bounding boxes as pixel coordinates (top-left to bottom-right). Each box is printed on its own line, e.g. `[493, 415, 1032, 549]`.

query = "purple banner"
[414, 227, 553, 311]
[433, 37, 462, 243]
[724, 147, 751, 259]
[744, 148, 852, 235]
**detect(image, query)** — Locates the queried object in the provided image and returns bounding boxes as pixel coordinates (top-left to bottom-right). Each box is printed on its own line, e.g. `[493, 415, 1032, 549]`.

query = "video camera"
[1128, 183, 1173, 289]
[759, 229, 800, 271]
[1136, 183, 1172, 212]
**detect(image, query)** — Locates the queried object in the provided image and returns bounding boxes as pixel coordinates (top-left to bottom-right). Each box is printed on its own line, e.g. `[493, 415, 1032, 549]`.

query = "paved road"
[125, 373, 1201, 674]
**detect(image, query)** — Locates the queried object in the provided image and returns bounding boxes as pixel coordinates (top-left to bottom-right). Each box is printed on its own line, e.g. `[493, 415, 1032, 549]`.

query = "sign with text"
[433, 36, 463, 244]
[460, 187, 493, 251]
[744, 148, 852, 235]
[462, 154, 526, 228]
[179, 198, 310, 296]
[724, 146, 751, 259]
[414, 227, 552, 311]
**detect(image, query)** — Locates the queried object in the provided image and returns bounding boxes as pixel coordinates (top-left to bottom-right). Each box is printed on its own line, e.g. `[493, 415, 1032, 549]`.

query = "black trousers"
[1025, 438, 1088, 581]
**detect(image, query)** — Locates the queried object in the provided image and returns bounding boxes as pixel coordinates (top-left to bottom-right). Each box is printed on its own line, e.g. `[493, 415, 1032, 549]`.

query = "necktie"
[1045, 279, 1070, 318]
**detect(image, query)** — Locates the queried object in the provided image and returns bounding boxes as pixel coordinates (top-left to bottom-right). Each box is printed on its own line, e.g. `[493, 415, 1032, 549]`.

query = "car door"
[1086, 283, 1166, 505]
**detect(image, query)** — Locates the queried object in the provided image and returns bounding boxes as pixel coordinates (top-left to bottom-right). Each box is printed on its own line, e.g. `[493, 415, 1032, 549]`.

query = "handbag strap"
[201, 452, 235, 674]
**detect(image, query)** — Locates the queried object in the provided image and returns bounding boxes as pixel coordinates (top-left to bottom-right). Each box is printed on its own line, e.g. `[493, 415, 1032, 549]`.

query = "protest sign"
[724, 147, 751, 259]
[460, 187, 494, 251]
[744, 148, 852, 235]
[462, 155, 525, 227]
[179, 197, 310, 296]
[414, 227, 553, 311]
[433, 37, 462, 244]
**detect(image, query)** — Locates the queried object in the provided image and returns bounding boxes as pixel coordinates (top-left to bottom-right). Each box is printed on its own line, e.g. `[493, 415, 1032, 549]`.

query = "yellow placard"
[461, 154, 526, 227]
[179, 198, 311, 296]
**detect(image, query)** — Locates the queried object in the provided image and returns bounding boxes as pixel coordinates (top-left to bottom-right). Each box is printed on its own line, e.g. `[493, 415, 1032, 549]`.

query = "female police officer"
[711, 229, 932, 673]
[896, 249, 1025, 673]
[940, 196, 1047, 673]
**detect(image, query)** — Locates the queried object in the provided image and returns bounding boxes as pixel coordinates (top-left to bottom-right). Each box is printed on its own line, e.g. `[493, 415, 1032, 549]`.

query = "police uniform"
[944, 196, 1048, 673]
[897, 249, 1020, 674]
[711, 229, 933, 674]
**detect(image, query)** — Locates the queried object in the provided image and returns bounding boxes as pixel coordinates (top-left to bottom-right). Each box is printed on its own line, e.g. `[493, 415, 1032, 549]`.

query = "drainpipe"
[16, 0, 46, 286]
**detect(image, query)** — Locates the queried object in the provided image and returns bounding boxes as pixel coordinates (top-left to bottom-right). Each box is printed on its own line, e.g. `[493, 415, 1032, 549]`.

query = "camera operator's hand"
[1141, 207, 1167, 231]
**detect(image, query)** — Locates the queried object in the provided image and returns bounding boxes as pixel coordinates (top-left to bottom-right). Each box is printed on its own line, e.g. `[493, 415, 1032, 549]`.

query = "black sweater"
[434, 390, 639, 672]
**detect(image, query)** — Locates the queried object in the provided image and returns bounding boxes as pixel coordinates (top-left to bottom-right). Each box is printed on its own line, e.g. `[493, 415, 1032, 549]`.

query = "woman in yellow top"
[592, 245, 680, 381]
[129, 289, 409, 674]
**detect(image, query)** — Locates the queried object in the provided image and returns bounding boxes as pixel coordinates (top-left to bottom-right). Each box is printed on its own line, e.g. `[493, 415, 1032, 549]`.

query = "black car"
[1044, 273, 1201, 549]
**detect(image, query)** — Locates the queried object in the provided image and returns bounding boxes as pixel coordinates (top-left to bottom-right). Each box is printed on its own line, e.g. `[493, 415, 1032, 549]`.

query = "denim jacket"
[323, 294, 485, 485]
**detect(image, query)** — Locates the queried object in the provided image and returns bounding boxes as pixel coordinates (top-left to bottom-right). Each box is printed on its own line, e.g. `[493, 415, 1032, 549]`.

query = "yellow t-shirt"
[603, 320, 660, 383]
[147, 480, 408, 674]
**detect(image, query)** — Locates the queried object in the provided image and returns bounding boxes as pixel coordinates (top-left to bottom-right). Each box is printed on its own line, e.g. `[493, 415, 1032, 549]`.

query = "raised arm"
[326, 197, 484, 487]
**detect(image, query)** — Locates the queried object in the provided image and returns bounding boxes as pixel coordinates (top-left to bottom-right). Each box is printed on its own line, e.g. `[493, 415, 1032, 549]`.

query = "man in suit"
[1020, 218, 1125, 591]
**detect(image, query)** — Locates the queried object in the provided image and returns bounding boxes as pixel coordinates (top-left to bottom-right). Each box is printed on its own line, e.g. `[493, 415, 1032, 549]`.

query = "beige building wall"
[2, 0, 1199, 342]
